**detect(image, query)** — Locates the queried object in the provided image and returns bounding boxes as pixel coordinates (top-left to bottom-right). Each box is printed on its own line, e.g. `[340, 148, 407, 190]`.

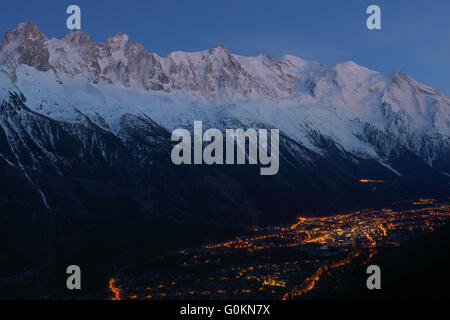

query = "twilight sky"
[1, 0, 449, 93]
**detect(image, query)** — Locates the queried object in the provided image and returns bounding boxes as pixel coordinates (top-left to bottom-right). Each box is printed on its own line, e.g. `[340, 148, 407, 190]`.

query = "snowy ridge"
[1, 21, 450, 173]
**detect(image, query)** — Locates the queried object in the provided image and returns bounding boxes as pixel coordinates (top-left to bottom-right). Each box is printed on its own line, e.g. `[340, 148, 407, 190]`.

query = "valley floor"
[101, 198, 450, 300]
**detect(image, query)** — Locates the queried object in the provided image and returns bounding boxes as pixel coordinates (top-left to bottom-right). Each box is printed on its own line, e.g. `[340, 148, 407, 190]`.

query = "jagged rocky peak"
[1, 21, 448, 109]
[280, 54, 310, 69]
[60, 29, 92, 48]
[164, 43, 236, 69]
[209, 43, 230, 54]
[389, 69, 438, 96]
[0, 21, 50, 71]
[1, 21, 47, 46]
[102, 32, 137, 56]
[0, 22, 307, 100]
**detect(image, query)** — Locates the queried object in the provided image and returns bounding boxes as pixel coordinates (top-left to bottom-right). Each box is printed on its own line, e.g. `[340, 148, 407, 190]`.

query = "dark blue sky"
[1, 0, 449, 93]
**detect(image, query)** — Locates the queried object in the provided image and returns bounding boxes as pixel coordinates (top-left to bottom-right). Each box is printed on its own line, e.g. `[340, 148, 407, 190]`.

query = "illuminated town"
[107, 198, 450, 300]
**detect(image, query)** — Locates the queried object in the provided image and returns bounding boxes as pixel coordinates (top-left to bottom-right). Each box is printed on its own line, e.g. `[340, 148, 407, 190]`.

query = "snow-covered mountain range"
[2, 22, 450, 173]
[1, 21, 450, 225]
[2, 21, 450, 282]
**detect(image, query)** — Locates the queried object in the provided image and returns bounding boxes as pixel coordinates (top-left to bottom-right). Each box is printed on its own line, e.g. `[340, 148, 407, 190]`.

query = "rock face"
[0, 22, 50, 71]
[0, 22, 449, 280]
